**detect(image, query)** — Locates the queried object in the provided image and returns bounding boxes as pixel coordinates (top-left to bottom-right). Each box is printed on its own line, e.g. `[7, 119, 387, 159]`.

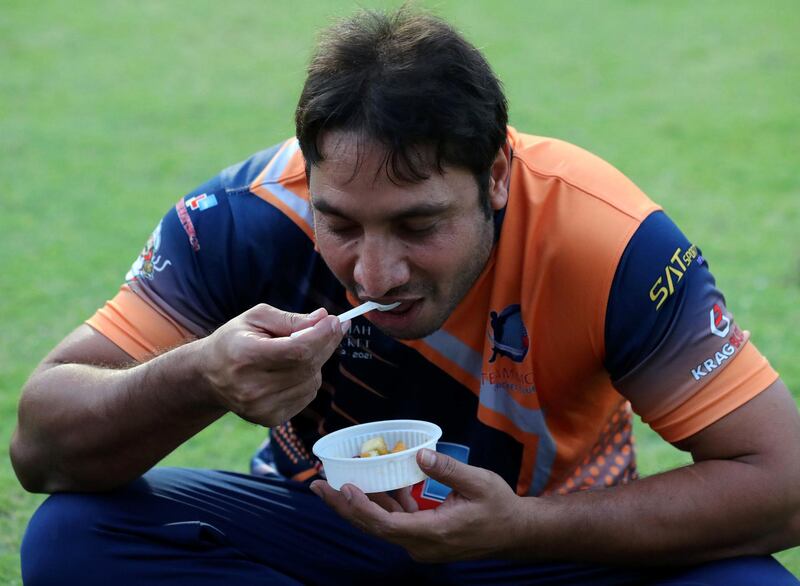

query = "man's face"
[308, 131, 506, 339]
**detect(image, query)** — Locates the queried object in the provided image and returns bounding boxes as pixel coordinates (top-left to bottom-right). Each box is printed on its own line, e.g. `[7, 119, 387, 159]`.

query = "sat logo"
[488, 304, 529, 363]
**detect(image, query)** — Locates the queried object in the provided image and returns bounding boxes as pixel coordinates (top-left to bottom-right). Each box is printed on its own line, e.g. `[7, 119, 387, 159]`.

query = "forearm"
[518, 458, 800, 565]
[11, 340, 225, 493]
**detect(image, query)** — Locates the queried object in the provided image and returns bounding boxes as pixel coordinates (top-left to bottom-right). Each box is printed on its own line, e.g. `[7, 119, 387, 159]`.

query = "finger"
[392, 486, 419, 513]
[244, 303, 329, 337]
[241, 376, 320, 426]
[416, 449, 489, 499]
[341, 484, 440, 541]
[309, 481, 385, 534]
[311, 481, 396, 535]
[338, 484, 401, 536]
[368, 492, 405, 513]
[252, 316, 343, 369]
[285, 315, 348, 370]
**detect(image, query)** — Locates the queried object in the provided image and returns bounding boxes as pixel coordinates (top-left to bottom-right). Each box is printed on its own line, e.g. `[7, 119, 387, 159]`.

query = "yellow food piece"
[360, 437, 388, 456]
[357, 436, 407, 458]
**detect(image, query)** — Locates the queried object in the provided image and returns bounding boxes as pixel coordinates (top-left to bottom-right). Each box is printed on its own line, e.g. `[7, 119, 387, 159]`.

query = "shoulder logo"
[709, 303, 731, 338]
[488, 304, 529, 363]
[186, 193, 218, 211]
[126, 220, 172, 282]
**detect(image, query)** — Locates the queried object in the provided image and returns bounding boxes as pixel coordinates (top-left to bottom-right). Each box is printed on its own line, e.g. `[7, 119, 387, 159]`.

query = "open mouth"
[386, 300, 417, 315]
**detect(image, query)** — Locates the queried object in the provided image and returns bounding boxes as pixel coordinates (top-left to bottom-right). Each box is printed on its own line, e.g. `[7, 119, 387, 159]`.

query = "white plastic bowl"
[312, 419, 442, 493]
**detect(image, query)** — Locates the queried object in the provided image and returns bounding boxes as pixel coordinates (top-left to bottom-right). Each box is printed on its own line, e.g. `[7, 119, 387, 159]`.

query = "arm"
[517, 378, 800, 564]
[312, 378, 800, 564]
[10, 305, 345, 494]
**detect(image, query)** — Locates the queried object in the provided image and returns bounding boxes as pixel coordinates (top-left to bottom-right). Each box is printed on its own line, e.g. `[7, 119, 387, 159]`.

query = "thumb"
[244, 304, 328, 337]
[417, 449, 487, 499]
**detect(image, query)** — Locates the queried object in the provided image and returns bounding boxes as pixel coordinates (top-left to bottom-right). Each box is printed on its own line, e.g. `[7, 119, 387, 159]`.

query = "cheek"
[316, 236, 355, 281]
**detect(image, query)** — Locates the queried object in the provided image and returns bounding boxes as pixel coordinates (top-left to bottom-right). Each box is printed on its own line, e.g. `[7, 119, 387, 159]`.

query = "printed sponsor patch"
[175, 198, 200, 252]
[649, 244, 699, 310]
[125, 220, 172, 282]
[690, 305, 745, 381]
[186, 193, 218, 211]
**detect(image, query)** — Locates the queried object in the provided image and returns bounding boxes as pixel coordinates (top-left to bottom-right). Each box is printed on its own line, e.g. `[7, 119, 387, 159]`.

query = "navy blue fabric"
[131, 143, 347, 334]
[21, 468, 797, 585]
[604, 210, 715, 381]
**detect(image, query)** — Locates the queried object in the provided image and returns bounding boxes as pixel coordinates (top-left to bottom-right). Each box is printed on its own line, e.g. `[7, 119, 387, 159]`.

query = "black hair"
[295, 7, 508, 206]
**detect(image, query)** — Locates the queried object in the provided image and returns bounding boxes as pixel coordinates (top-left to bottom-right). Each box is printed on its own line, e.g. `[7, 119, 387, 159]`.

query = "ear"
[487, 144, 510, 211]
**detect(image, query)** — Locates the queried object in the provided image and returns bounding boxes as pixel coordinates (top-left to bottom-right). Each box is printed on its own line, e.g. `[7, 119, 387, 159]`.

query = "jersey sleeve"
[604, 211, 778, 442]
[86, 143, 310, 362]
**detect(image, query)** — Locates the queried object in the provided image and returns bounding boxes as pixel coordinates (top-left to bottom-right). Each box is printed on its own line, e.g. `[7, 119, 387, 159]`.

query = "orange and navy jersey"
[87, 128, 778, 500]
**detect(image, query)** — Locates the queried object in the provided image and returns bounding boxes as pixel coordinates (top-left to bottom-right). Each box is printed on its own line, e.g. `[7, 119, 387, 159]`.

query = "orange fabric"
[86, 284, 193, 362]
[291, 467, 320, 482]
[249, 139, 315, 240]
[403, 129, 661, 493]
[647, 341, 778, 442]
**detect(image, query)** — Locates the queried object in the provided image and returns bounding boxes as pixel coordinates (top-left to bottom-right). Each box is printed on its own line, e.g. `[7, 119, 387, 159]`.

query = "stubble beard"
[385, 216, 495, 340]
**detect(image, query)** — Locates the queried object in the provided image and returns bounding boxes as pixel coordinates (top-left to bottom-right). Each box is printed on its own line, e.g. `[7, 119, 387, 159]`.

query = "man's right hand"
[11, 303, 346, 492]
[196, 304, 346, 427]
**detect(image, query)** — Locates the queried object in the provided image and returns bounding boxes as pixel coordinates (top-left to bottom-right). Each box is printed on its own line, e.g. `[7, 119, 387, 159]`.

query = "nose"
[353, 233, 410, 298]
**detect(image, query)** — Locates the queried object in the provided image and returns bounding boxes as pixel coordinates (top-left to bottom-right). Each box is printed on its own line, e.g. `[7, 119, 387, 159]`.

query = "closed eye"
[398, 221, 438, 237]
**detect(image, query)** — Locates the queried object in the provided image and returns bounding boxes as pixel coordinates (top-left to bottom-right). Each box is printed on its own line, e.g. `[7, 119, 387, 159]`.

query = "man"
[12, 8, 800, 585]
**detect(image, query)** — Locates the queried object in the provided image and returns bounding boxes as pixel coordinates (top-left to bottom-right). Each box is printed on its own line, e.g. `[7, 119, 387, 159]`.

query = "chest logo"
[488, 304, 529, 363]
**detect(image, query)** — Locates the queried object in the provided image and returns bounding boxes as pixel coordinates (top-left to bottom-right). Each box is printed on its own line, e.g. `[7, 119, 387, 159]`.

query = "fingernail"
[342, 486, 353, 502]
[330, 317, 344, 335]
[340, 320, 351, 335]
[420, 449, 436, 467]
[308, 308, 326, 320]
[309, 483, 322, 498]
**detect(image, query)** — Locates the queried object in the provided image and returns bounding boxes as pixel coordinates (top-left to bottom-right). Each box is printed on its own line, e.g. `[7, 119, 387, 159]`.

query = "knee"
[21, 492, 111, 585]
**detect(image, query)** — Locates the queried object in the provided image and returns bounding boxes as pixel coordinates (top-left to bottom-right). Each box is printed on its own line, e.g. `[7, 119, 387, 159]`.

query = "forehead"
[313, 131, 432, 186]
[308, 131, 472, 211]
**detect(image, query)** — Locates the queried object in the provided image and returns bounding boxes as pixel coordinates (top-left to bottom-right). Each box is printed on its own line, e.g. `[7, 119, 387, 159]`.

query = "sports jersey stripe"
[479, 383, 557, 495]
[250, 139, 315, 239]
[422, 329, 483, 380]
[477, 406, 541, 496]
[338, 364, 387, 398]
[419, 323, 557, 493]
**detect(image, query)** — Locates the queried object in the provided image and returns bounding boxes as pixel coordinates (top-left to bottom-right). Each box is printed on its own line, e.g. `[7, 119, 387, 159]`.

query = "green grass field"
[2, 0, 798, 582]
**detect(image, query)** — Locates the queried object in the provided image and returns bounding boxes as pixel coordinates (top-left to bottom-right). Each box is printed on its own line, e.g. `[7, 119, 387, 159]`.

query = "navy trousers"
[20, 468, 799, 585]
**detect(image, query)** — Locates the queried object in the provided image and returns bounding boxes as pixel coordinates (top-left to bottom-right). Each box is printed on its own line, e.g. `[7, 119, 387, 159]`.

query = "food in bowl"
[312, 419, 442, 492]
[358, 436, 407, 458]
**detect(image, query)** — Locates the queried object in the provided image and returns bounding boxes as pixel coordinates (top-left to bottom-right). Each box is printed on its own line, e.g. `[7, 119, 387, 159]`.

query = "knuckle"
[247, 303, 269, 318]
[299, 379, 319, 402]
[281, 310, 299, 333]
[287, 344, 311, 363]
[440, 456, 459, 479]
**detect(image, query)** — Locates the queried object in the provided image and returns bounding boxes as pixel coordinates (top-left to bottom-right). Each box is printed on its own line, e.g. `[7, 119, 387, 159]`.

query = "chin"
[372, 311, 448, 340]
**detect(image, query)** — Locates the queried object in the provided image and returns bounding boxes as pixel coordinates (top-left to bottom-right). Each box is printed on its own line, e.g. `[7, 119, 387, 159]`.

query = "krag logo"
[691, 323, 745, 381]
[488, 304, 529, 363]
[709, 303, 731, 338]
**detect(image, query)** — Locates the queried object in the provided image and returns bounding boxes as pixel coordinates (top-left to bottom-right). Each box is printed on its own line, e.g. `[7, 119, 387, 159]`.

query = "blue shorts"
[21, 468, 798, 585]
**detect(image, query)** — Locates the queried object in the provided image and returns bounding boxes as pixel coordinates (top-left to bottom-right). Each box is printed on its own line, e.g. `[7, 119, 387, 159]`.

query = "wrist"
[153, 338, 224, 413]
[502, 494, 560, 562]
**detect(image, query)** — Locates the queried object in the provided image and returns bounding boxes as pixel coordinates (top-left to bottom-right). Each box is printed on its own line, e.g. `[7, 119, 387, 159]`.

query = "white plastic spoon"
[289, 301, 401, 338]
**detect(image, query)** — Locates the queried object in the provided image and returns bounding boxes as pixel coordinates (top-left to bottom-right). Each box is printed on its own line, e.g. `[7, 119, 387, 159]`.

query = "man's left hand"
[310, 449, 526, 563]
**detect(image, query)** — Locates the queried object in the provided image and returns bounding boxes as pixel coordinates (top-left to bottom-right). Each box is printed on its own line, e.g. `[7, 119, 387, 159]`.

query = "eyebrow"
[310, 197, 451, 221]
